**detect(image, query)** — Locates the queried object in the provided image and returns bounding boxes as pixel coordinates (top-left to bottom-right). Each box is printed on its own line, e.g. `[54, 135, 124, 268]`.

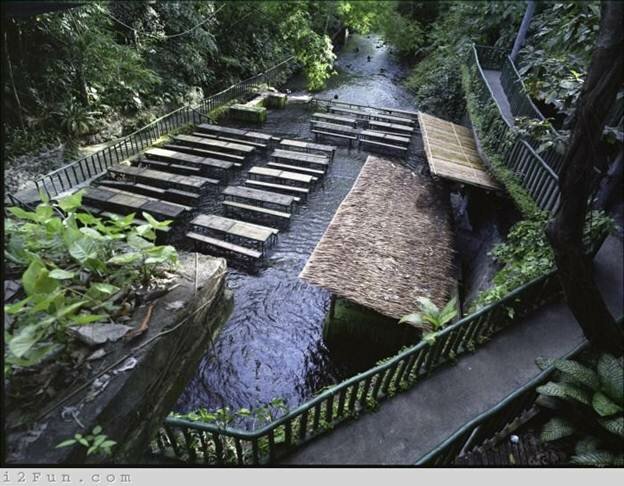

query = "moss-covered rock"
[229, 104, 267, 124]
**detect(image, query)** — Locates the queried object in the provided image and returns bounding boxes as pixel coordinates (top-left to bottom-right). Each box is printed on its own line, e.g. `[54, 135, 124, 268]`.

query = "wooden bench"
[190, 214, 278, 251]
[311, 112, 357, 128]
[186, 231, 262, 268]
[222, 200, 291, 227]
[267, 162, 325, 177]
[311, 130, 357, 148]
[162, 144, 246, 164]
[279, 139, 336, 161]
[136, 159, 203, 177]
[174, 134, 256, 156]
[193, 132, 268, 150]
[360, 139, 408, 157]
[244, 180, 307, 200]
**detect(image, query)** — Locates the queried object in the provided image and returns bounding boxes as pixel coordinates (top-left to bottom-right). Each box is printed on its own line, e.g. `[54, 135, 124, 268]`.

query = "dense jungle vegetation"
[3, 2, 611, 179]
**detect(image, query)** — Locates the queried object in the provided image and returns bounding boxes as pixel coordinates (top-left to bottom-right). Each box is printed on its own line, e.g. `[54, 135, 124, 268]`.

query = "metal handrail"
[6, 56, 296, 205]
[415, 340, 590, 465]
[469, 44, 561, 214]
[155, 270, 563, 464]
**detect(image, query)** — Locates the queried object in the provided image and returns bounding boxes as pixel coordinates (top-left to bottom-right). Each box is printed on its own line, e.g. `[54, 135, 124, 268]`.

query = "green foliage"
[399, 296, 458, 342]
[172, 398, 288, 431]
[518, 2, 600, 120]
[4, 190, 177, 371]
[537, 353, 624, 466]
[56, 425, 117, 457]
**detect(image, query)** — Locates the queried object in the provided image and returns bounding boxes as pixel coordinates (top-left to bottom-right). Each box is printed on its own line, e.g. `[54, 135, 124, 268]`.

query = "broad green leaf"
[571, 451, 615, 466]
[6, 342, 63, 367]
[597, 354, 624, 404]
[56, 439, 77, 448]
[108, 252, 142, 265]
[575, 436, 601, 455]
[127, 234, 153, 250]
[7, 206, 38, 222]
[599, 416, 624, 437]
[142, 212, 171, 230]
[551, 358, 600, 390]
[592, 391, 623, 417]
[536, 382, 591, 405]
[80, 227, 106, 240]
[541, 417, 575, 441]
[88, 283, 119, 298]
[22, 260, 58, 297]
[35, 204, 54, 222]
[56, 301, 87, 319]
[49, 269, 76, 280]
[69, 238, 98, 263]
[8, 324, 46, 358]
[57, 190, 84, 212]
[71, 313, 107, 325]
[5, 297, 31, 315]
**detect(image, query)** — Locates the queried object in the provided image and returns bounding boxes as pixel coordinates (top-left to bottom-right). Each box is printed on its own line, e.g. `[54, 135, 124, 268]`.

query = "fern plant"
[536, 353, 624, 466]
[399, 297, 458, 343]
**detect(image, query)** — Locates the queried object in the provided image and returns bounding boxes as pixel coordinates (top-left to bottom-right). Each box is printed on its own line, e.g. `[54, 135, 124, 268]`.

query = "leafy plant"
[4, 190, 177, 372]
[171, 398, 288, 431]
[399, 296, 458, 342]
[56, 425, 117, 457]
[536, 353, 624, 466]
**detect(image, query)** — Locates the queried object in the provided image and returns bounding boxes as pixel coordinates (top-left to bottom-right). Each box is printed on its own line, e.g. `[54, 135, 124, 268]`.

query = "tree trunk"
[546, 1, 624, 354]
[3, 29, 25, 128]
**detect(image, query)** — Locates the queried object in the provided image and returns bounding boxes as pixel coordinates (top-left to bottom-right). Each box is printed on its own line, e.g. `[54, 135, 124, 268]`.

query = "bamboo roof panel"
[418, 112, 501, 191]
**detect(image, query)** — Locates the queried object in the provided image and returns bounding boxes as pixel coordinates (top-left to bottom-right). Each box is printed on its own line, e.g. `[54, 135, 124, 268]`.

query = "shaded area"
[279, 236, 623, 464]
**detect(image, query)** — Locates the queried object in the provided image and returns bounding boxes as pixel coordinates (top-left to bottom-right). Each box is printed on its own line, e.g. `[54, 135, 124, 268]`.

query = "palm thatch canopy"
[300, 155, 455, 320]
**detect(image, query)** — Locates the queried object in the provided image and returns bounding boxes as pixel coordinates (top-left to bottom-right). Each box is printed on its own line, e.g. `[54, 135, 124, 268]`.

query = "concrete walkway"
[279, 236, 623, 465]
[483, 69, 514, 125]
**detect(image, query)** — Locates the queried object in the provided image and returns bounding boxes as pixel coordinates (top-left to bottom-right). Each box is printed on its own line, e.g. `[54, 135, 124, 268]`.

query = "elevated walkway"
[280, 236, 623, 464]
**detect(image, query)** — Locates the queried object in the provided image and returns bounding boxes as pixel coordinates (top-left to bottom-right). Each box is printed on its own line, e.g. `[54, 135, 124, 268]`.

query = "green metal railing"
[418, 313, 624, 465]
[476, 45, 565, 175]
[415, 341, 590, 465]
[152, 271, 563, 465]
[470, 45, 561, 213]
[7, 57, 296, 204]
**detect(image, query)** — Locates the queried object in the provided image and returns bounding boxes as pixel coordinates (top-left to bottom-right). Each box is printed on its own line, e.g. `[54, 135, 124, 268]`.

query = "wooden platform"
[174, 134, 255, 155]
[223, 200, 291, 227]
[311, 112, 357, 128]
[378, 107, 420, 120]
[144, 147, 238, 174]
[192, 132, 268, 150]
[368, 120, 414, 135]
[270, 149, 329, 169]
[186, 231, 262, 267]
[83, 186, 189, 221]
[222, 185, 297, 213]
[108, 164, 217, 192]
[196, 124, 274, 144]
[248, 166, 316, 187]
[279, 139, 336, 161]
[267, 162, 325, 177]
[161, 144, 245, 164]
[245, 180, 308, 200]
[418, 111, 501, 191]
[360, 130, 411, 146]
[190, 214, 278, 251]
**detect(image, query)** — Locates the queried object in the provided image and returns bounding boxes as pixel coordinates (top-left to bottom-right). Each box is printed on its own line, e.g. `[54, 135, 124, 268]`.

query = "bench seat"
[186, 231, 262, 259]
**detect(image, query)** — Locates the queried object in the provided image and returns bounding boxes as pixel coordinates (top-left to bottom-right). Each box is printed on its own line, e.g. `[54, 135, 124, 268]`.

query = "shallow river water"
[176, 34, 419, 413]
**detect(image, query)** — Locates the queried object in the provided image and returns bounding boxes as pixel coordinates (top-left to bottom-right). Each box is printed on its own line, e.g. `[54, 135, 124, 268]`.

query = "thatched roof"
[418, 111, 501, 191]
[300, 155, 455, 320]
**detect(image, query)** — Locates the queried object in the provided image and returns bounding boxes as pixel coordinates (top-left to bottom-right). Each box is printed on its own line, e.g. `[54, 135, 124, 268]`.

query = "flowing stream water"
[176, 33, 419, 413]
